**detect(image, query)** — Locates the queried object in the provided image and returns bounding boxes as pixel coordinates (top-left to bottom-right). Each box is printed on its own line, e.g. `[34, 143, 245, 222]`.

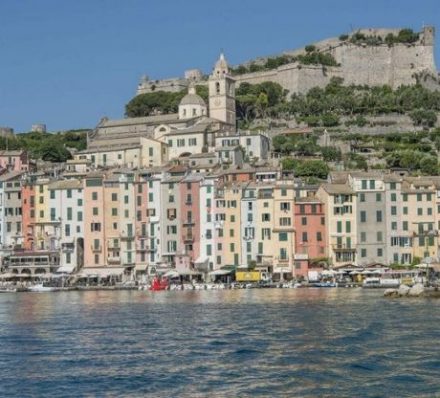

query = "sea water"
[0, 289, 439, 397]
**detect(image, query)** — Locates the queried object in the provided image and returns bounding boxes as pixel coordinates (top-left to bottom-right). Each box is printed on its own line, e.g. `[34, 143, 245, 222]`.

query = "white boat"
[362, 277, 400, 288]
[28, 283, 57, 292]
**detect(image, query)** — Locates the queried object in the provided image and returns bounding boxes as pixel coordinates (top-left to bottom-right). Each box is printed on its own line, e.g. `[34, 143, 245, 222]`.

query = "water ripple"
[1, 289, 440, 397]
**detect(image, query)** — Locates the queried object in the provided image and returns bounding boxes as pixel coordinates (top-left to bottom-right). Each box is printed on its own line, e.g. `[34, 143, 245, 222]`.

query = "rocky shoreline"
[384, 283, 440, 298]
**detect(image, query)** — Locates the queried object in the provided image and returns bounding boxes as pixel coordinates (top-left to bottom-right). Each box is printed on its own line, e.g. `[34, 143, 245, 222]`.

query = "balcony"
[120, 232, 134, 241]
[61, 243, 74, 253]
[273, 226, 294, 233]
[91, 245, 102, 252]
[275, 256, 290, 264]
[183, 219, 195, 226]
[332, 244, 356, 252]
[108, 257, 121, 264]
[136, 243, 148, 252]
[184, 235, 194, 243]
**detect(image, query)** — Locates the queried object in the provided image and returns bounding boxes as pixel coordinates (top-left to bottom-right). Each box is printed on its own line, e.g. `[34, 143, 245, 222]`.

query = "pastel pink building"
[179, 176, 202, 264]
[294, 197, 327, 277]
[0, 150, 33, 171]
[83, 173, 105, 267]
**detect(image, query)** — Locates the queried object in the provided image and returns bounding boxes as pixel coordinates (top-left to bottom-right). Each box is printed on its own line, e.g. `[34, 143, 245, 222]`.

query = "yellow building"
[222, 183, 242, 266]
[272, 182, 296, 279]
[402, 178, 438, 261]
[316, 184, 357, 267]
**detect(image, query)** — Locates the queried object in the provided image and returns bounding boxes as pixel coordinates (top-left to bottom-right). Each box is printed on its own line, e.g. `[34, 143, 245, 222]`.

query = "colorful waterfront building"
[293, 197, 327, 277]
[48, 179, 84, 273]
[317, 184, 357, 267]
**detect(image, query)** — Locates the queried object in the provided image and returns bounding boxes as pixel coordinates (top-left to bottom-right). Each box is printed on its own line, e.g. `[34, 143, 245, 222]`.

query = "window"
[390, 182, 396, 190]
[281, 188, 287, 197]
[377, 231, 383, 242]
[279, 232, 288, 241]
[377, 248, 383, 257]
[50, 190, 55, 199]
[402, 194, 408, 202]
[230, 215, 235, 222]
[403, 207, 408, 215]
[317, 232, 322, 241]
[427, 193, 432, 201]
[337, 221, 342, 233]
[112, 193, 117, 201]
[230, 243, 235, 252]
[279, 218, 291, 226]
[376, 211, 382, 222]
[302, 232, 308, 242]
[360, 232, 366, 242]
[417, 208, 423, 216]
[361, 180, 367, 189]
[391, 206, 397, 216]
[124, 195, 129, 204]
[148, 147, 153, 156]
[360, 211, 366, 222]
[207, 244, 212, 256]
[148, 193, 153, 202]
[403, 221, 408, 231]
[65, 224, 70, 237]
[361, 249, 367, 258]
[189, 138, 197, 146]
[77, 199, 83, 206]
[359, 193, 365, 202]
[301, 217, 307, 226]
[376, 193, 381, 202]
[346, 221, 351, 233]
[391, 222, 397, 230]
[391, 193, 397, 202]
[417, 193, 422, 202]
[66, 189, 72, 198]
[77, 211, 83, 222]
[93, 207, 98, 216]
[92, 192, 98, 200]
[112, 208, 118, 216]
[262, 228, 271, 240]
[50, 208, 56, 221]
[230, 229, 234, 238]
[262, 213, 270, 222]
[67, 207, 72, 221]
[91, 223, 101, 232]
[369, 180, 375, 189]
[428, 208, 433, 216]
[280, 202, 290, 211]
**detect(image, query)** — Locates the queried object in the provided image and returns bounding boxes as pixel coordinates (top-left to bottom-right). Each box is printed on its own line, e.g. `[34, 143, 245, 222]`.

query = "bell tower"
[208, 53, 236, 128]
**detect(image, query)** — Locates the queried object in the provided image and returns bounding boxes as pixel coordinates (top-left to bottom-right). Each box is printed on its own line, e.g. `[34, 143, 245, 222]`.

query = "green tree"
[321, 146, 342, 162]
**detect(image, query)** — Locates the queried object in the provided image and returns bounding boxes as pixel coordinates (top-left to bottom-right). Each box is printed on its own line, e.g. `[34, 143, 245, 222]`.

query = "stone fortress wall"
[234, 26, 437, 93]
[136, 26, 438, 97]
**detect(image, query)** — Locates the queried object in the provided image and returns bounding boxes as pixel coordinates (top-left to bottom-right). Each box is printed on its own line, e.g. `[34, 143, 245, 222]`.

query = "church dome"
[179, 93, 206, 107]
[178, 85, 207, 120]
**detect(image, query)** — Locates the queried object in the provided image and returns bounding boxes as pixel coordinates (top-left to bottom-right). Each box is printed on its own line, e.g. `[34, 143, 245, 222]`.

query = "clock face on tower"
[214, 99, 221, 106]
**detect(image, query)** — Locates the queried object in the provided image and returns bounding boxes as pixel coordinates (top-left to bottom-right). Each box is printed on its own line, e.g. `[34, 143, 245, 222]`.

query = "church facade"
[74, 54, 264, 169]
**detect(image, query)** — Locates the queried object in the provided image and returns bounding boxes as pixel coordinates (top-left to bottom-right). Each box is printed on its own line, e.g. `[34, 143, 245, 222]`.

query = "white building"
[48, 179, 85, 273]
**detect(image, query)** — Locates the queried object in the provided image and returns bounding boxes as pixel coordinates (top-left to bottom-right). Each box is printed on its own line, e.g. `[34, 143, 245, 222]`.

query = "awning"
[135, 264, 148, 272]
[178, 270, 202, 276]
[56, 265, 75, 274]
[209, 269, 233, 276]
[163, 270, 180, 278]
[79, 267, 125, 278]
[0, 272, 15, 279]
[194, 257, 208, 264]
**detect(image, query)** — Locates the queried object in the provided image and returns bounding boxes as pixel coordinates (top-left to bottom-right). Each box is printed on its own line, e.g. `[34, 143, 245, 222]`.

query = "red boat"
[150, 276, 169, 291]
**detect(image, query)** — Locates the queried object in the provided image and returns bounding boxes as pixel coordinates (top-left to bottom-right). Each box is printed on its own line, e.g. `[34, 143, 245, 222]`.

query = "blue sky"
[0, 0, 439, 132]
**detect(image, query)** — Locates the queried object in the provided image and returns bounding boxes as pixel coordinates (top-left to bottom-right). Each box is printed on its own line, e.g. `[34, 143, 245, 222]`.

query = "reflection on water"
[0, 289, 439, 397]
